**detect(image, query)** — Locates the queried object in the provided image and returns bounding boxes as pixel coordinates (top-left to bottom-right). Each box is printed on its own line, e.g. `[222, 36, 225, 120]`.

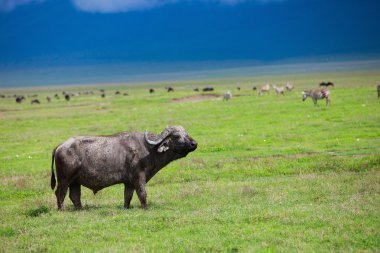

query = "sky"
[0, 0, 380, 71]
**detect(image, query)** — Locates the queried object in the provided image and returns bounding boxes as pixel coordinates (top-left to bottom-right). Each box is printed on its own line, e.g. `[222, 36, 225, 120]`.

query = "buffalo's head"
[145, 126, 197, 158]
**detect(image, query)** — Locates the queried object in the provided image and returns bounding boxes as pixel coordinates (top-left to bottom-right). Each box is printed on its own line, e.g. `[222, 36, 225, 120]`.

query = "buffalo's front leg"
[124, 185, 134, 209]
[135, 173, 147, 210]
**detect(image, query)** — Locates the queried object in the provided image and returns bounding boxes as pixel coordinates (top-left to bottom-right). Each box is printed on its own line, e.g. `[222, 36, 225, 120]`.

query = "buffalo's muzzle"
[189, 140, 198, 151]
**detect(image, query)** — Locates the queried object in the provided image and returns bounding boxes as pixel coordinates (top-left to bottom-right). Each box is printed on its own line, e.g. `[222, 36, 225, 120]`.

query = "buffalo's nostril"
[190, 141, 198, 148]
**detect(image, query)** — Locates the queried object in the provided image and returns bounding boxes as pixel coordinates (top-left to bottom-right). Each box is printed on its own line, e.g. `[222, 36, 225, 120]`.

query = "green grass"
[0, 70, 379, 252]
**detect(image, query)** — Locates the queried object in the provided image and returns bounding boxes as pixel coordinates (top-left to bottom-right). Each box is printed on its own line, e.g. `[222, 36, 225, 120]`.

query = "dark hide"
[51, 126, 197, 211]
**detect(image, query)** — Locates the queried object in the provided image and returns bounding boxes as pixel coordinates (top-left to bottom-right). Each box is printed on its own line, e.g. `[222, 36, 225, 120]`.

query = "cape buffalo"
[51, 126, 197, 210]
[16, 96, 24, 103]
[202, 87, 214, 92]
[166, 86, 174, 92]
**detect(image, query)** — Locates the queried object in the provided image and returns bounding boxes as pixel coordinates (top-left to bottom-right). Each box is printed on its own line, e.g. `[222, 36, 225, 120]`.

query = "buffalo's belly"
[77, 168, 126, 190]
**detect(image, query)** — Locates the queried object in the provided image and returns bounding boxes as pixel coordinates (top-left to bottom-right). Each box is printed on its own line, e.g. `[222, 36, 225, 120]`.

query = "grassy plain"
[0, 70, 379, 252]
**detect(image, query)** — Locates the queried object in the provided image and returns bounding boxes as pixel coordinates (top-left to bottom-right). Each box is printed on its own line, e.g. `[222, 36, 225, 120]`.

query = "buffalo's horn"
[145, 128, 171, 145]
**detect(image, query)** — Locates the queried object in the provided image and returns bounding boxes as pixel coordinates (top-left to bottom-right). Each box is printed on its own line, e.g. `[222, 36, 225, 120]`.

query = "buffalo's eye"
[173, 134, 181, 139]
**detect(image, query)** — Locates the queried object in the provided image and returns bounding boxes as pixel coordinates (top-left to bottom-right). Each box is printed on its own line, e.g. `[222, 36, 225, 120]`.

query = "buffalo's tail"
[51, 147, 57, 190]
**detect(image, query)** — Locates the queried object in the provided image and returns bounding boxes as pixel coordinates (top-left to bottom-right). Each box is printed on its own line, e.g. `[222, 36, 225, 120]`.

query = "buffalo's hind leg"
[55, 181, 69, 211]
[124, 184, 134, 209]
[69, 182, 82, 210]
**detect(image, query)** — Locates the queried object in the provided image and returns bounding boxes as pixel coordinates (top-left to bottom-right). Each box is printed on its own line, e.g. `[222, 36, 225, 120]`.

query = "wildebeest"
[31, 99, 40, 104]
[100, 93, 106, 98]
[16, 96, 24, 103]
[272, 85, 285, 95]
[149, 88, 155, 94]
[193, 88, 199, 92]
[377, 84, 380, 98]
[320, 81, 334, 87]
[237, 87, 241, 91]
[285, 82, 294, 91]
[54, 94, 60, 99]
[115, 91, 120, 95]
[302, 89, 331, 106]
[202, 87, 214, 92]
[166, 86, 174, 92]
[50, 126, 197, 210]
[65, 94, 70, 101]
[252, 86, 257, 91]
[223, 91, 232, 101]
[46, 96, 51, 103]
[258, 84, 270, 95]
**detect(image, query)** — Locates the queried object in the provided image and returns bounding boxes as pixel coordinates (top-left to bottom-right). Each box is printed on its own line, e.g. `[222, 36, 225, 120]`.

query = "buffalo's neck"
[145, 151, 178, 183]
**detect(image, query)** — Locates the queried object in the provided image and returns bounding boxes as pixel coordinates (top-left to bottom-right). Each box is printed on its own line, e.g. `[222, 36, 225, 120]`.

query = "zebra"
[258, 84, 270, 96]
[285, 82, 294, 91]
[302, 89, 331, 106]
[272, 85, 285, 95]
[223, 91, 232, 101]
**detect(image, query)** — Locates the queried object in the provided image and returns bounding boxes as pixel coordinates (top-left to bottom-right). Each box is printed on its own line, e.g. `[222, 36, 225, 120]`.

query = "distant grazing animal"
[16, 96, 24, 103]
[50, 126, 197, 210]
[65, 94, 70, 101]
[46, 96, 51, 103]
[202, 87, 214, 92]
[115, 91, 120, 95]
[0, 94, 5, 98]
[166, 87, 174, 92]
[31, 99, 40, 104]
[54, 94, 60, 99]
[223, 91, 232, 101]
[100, 93, 106, 98]
[252, 86, 257, 91]
[123, 93, 129, 96]
[285, 82, 294, 91]
[272, 85, 285, 95]
[320, 81, 334, 87]
[149, 88, 155, 94]
[377, 84, 380, 98]
[237, 87, 241, 91]
[302, 89, 330, 106]
[99, 89, 105, 93]
[193, 88, 199, 92]
[258, 84, 270, 95]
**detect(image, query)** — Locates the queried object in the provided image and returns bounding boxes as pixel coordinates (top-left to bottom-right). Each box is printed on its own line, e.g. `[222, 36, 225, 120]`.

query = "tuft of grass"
[0, 227, 16, 237]
[25, 205, 49, 217]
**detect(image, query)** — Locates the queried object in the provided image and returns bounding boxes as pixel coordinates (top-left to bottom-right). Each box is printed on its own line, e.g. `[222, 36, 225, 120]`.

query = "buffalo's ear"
[157, 141, 169, 153]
